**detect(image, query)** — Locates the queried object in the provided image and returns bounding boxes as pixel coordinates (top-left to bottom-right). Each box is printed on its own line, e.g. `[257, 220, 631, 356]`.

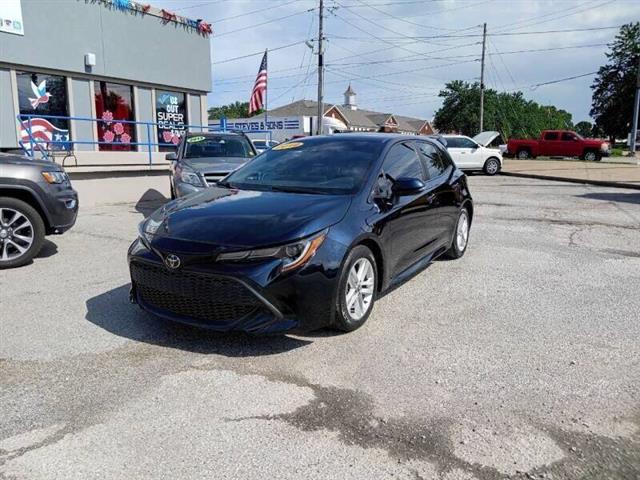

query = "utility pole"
[631, 56, 640, 154]
[316, 0, 324, 135]
[479, 22, 487, 133]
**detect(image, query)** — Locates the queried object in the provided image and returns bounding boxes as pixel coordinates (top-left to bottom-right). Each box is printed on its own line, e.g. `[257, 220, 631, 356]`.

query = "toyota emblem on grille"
[164, 254, 181, 270]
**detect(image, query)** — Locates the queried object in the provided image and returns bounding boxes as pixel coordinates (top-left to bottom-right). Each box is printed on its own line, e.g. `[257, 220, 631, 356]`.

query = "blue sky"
[155, 0, 640, 123]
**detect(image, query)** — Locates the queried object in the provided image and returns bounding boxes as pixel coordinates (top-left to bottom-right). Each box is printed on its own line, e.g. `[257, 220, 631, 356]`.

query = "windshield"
[224, 137, 383, 195]
[184, 135, 254, 159]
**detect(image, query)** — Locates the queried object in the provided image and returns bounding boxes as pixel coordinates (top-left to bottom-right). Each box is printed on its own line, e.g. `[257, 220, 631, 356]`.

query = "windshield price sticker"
[187, 136, 206, 143]
[272, 142, 304, 151]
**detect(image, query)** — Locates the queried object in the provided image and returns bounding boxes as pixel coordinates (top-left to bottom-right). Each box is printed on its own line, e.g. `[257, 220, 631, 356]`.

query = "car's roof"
[284, 133, 438, 145]
[441, 134, 468, 138]
[187, 131, 246, 137]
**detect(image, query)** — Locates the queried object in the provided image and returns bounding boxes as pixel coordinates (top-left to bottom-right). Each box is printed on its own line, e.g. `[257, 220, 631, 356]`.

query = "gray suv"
[167, 131, 257, 198]
[0, 153, 78, 269]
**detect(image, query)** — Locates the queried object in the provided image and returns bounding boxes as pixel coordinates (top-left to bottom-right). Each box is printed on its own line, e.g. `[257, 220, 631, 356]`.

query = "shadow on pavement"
[85, 284, 312, 356]
[36, 239, 58, 258]
[577, 192, 640, 205]
[134, 189, 170, 218]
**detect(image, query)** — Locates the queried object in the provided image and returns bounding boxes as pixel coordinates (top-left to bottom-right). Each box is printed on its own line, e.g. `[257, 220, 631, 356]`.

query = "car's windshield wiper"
[268, 185, 328, 195]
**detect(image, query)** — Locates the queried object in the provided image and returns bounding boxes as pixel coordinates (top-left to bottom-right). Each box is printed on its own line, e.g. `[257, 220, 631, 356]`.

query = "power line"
[528, 71, 598, 90]
[210, 0, 304, 23]
[212, 41, 307, 65]
[213, 8, 315, 38]
[329, 25, 625, 40]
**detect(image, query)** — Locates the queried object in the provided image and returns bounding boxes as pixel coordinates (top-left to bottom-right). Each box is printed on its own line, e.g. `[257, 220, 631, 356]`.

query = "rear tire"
[334, 245, 377, 332]
[444, 208, 470, 259]
[517, 149, 531, 160]
[0, 197, 45, 269]
[483, 157, 501, 175]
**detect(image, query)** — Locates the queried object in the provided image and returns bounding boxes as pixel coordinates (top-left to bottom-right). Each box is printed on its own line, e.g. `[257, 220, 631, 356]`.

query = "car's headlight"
[137, 218, 162, 246]
[179, 170, 204, 187]
[601, 142, 610, 151]
[41, 171, 68, 184]
[217, 229, 327, 272]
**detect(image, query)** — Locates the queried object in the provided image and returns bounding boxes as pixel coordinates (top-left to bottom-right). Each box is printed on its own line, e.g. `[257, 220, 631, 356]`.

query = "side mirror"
[165, 152, 178, 161]
[392, 177, 425, 196]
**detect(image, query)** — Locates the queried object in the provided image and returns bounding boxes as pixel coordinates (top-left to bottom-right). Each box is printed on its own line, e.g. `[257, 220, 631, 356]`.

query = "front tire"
[0, 197, 45, 269]
[582, 150, 600, 162]
[334, 245, 377, 332]
[483, 157, 501, 175]
[445, 208, 470, 259]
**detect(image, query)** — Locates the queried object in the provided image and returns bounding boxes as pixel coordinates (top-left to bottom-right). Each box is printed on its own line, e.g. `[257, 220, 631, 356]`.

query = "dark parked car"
[167, 131, 257, 198]
[0, 153, 78, 268]
[129, 134, 473, 334]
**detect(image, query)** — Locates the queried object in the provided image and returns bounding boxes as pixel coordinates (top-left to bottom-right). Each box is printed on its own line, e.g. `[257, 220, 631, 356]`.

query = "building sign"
[16, 72, 70, 150]
[211, 118, 301, 132]
[156, 90, 186, 150]
[0, 0, 24, 36]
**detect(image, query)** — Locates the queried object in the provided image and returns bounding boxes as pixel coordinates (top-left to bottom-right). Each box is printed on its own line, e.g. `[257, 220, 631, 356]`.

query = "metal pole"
[316, 0, 324, 136]
[146, 123, 152, 167]
[479, 22, 487, 133]
[264, 49, 268, 133]
[630, 57, 640, 154]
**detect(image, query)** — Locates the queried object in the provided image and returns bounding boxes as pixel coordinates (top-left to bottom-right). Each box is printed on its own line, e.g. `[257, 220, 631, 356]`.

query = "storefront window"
[16, 71, 70, 150]
[156, 90, 186, 151]
[94, 81, 136, 151]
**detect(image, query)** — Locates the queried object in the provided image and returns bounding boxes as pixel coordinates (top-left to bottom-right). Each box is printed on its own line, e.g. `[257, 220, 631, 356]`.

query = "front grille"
[203, 173, 228, 186]
[131, 261, 262, 323]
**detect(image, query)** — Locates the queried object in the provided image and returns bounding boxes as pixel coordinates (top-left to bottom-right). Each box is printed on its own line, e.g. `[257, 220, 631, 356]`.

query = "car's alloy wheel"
[517, 150, 530, 160]
[584, 151, 597, 162]
[445, 208, 470, 259]
[335, 245, 377, 332]
[345, 258, 375, 321]
[484, 158, 500, 175]
[0, 198, 44, 269]
[456, 210, 469, 252]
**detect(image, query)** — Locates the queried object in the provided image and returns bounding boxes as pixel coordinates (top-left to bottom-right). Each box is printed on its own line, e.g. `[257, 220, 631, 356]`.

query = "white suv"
[442, 131, 503, 175]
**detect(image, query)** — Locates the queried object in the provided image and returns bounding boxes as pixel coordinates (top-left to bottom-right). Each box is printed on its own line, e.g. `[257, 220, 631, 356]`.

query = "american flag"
[248, 51, 267, 115]
[19, 118, 70, 150]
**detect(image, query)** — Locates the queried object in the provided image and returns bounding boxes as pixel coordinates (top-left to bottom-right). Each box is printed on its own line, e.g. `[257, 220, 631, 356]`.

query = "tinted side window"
[382, 143, 425, 180]
[416, 141, 453, 179]
[445, 137, 462, 148]
[561, 132, 576, 141]
[544, 132, 559, 141]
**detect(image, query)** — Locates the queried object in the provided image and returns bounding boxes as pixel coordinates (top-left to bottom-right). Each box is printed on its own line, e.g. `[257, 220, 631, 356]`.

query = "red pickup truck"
[507, 130, 610, 161]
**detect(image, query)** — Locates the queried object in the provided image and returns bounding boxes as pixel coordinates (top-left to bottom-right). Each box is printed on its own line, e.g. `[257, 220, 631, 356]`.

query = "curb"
[501, 172, 640, 190]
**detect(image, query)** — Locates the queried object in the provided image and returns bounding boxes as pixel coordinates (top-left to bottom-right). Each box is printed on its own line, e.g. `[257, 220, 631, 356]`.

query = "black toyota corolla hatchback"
[128, 134, 473, 334]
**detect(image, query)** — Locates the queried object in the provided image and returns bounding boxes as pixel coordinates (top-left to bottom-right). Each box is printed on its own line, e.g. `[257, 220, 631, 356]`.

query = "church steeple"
[343, 83, 357, 110]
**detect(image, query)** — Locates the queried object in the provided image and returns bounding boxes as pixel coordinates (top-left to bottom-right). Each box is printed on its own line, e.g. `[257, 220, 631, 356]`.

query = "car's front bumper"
[127, 234, 346, 334]
[42, 182, 79, 234]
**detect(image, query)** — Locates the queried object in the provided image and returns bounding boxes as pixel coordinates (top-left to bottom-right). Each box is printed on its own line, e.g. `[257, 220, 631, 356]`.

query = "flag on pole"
[248, 51, 267, 115]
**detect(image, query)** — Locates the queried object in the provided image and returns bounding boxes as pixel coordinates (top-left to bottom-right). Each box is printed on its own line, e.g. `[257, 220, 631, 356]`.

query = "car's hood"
[183, 157, 248, 174]
[472, 131, 501, 147]
[146, 186, 351, 249]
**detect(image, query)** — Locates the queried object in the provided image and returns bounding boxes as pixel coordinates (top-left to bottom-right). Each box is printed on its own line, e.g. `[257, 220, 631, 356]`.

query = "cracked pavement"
[1, 175, 639, 479]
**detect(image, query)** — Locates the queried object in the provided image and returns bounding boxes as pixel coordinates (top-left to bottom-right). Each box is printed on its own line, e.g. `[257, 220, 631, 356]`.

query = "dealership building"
[0, 0, 211, 165]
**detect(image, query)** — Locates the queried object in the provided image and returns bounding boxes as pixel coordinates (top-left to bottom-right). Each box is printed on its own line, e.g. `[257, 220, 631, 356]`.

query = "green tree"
[574, 121, 594, 137]
[433, 81, 572, 140]
[207, 101, 263, 120]
[590, 22, 640, 143]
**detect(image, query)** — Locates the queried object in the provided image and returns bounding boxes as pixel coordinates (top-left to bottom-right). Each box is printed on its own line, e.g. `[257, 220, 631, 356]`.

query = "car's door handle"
[426, 194, 437, 204]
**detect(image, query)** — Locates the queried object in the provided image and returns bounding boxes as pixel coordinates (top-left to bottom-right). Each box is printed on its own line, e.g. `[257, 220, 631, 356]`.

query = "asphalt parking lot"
[1, 175, 639, 479]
